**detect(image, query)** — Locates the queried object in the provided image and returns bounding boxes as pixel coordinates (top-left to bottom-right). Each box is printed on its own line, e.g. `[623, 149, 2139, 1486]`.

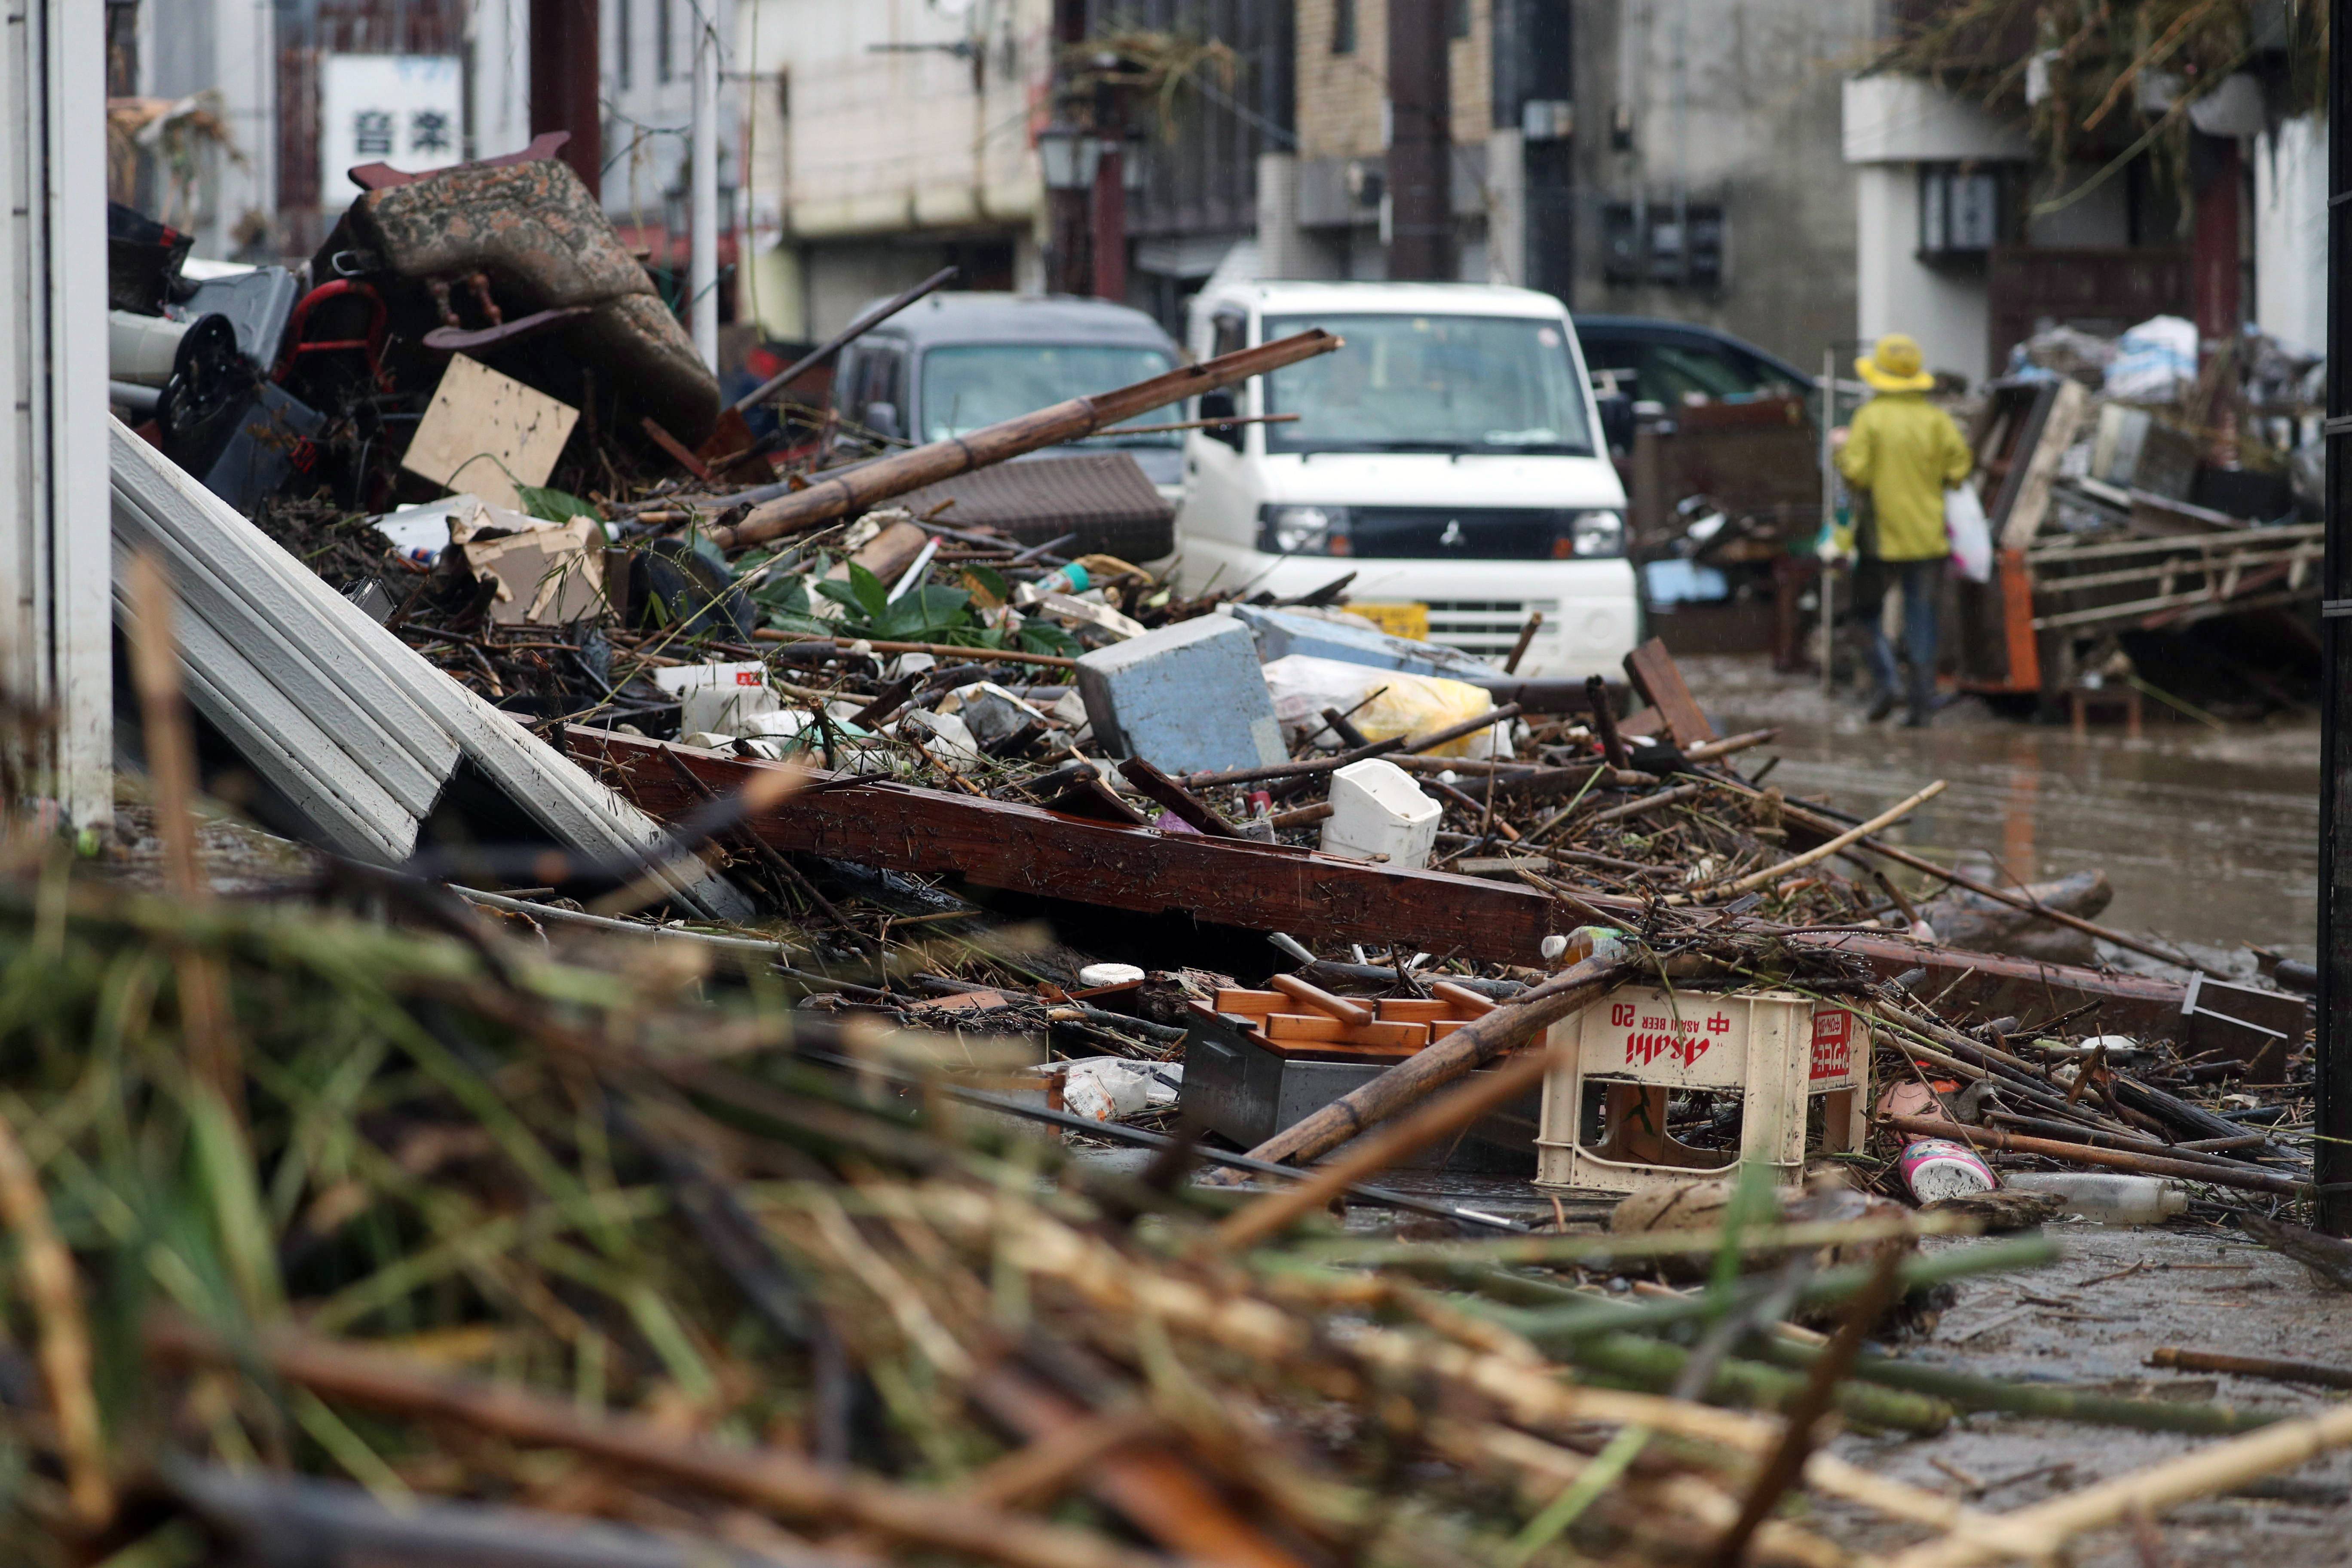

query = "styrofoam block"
[1076, 615, 1284, 775]
[654, 660, 778, 737]
[1225, 602, 1496, 678]
[1319, 758, 1441, 869]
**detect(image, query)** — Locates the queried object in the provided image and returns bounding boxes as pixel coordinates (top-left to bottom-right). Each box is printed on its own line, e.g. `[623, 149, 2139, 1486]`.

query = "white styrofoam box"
[654, 660, 778, 737]
[1076, 614, 1285, 775]
[1534, 986, 1871, 1193]
[1319, 758, 1441, 869]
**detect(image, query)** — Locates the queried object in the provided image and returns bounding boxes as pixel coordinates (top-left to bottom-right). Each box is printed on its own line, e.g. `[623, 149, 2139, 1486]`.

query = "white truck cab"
[1177, 281, 1640, 678]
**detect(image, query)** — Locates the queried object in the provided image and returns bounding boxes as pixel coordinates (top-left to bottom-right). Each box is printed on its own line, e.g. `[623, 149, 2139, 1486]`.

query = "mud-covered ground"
[1677, 654, 2321, 968]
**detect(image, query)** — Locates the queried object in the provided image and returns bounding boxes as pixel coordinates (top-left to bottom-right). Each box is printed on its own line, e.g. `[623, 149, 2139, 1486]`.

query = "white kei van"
[1176, 282, 1640, 678]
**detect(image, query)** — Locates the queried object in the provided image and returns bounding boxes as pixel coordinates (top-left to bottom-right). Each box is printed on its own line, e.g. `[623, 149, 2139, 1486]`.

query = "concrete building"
[119, 0, 741, 297]
[1844, 69, 2328, 386]
[1263, 0, 1874, 374]
[735, 0, 1050, 342]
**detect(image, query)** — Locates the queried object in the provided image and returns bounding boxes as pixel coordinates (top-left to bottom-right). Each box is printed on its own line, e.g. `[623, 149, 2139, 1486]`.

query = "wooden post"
[0, 0, 113, 833]
[2320, 0, 2352, 1233]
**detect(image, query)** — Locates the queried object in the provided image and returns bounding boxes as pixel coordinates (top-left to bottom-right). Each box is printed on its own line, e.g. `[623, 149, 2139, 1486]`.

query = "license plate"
[1350, 601, 1429, 640]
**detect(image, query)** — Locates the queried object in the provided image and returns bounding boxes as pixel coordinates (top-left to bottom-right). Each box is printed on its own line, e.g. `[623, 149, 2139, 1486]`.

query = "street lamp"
[1035, 122, 1102, 191]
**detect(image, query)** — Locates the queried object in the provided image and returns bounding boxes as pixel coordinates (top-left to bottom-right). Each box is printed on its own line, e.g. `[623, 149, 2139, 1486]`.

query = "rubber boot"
[1902, 667, 1933, 729]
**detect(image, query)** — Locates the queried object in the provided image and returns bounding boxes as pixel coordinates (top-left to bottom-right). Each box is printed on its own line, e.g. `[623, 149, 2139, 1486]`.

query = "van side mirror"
[864, 401, 900, 441]
[1199, 389, 1243, 450]
[1597, 392, 1635, 458]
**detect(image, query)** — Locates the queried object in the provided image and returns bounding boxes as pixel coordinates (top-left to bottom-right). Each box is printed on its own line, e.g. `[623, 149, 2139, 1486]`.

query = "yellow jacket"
[1836, 392, 1973, 561]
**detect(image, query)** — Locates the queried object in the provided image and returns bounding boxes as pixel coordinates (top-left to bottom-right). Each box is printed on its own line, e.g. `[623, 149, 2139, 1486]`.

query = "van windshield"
[1260, 313, 1595, 456]
[919, 343, 1178, 445]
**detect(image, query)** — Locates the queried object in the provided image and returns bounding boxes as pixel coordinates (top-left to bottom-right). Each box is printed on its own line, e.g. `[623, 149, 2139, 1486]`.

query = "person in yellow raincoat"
[1835, 334, 1973, 726]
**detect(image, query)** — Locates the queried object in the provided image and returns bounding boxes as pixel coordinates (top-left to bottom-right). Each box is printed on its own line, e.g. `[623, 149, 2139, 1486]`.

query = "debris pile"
[58, 151, 2351, 1568]
[1953, 315, 2323, 718]
[0, 818, 2340, 1568]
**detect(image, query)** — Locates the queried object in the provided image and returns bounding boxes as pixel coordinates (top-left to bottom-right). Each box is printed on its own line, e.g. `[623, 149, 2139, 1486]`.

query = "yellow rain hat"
[1855, 333, 1936, 393]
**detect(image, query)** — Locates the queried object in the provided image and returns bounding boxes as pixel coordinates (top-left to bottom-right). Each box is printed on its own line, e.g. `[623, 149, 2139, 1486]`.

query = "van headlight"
[1554, 509, 1626, 559]
[1256, 504, 1352, 557]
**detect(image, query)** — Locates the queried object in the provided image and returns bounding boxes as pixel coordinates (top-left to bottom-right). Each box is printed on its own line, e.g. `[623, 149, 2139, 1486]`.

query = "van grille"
[1423, 599, 1560, 662]
[1345, 507, 1567, 558]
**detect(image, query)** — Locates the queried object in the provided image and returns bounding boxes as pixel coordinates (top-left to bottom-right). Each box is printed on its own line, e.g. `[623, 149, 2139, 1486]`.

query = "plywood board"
[401, 354, 579, 511]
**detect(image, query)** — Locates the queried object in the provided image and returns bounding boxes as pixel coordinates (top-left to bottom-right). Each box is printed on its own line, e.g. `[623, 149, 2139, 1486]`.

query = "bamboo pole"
[1689, 780, 1946, 901]
[1890, 1400, 2352, 1568]
[707, 329, 1343, 551]
[1883, 1113, 2310, 1197]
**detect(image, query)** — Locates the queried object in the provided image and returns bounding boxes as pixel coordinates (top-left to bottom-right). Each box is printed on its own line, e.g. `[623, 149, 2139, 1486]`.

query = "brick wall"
[1296, 0, 1492, 163]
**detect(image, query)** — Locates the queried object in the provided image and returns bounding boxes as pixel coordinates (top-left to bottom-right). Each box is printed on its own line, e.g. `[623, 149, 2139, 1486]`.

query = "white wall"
[2255, 114, 2327, 355]
[142, 0, 277, 257]
[735, 0, 1050, 336]
[604, 0, 738, 228]
[1844, 75, 2030, 388]
[1852, 164, 1993, 385]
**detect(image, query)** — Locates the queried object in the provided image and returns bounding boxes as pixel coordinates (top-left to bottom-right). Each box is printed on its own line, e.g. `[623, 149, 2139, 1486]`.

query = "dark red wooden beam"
[566, 727, 1569, 963]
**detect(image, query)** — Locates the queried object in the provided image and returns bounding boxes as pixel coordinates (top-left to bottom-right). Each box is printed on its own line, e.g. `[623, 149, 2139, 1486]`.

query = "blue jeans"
[1857, 557, 1943, 715]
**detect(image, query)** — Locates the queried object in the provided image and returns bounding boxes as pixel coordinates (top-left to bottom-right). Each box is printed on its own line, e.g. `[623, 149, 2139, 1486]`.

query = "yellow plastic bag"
[1260, 655, 1504, 759]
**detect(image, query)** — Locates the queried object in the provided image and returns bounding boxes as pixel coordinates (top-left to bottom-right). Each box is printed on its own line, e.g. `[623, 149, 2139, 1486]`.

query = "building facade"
[736, 0, 1051, 342]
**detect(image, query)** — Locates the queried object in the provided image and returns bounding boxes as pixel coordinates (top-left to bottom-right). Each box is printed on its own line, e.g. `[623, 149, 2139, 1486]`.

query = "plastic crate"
[1534, 985, 1869, 1194]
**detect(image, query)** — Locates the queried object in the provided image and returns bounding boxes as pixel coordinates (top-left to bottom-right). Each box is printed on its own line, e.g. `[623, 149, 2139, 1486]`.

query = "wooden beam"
[565, 727, 1569, 963]
[566, 729, 2223, 1048]
[1622, 638, 1716, 746]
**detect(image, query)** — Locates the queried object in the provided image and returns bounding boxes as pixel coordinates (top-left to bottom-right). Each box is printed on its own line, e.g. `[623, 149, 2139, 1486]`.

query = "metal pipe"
[729, 263, 958, 413]
[2319, 0, 2352, 1232]
[689, 10, 719, 371]
[1820, 345, 1836, 697]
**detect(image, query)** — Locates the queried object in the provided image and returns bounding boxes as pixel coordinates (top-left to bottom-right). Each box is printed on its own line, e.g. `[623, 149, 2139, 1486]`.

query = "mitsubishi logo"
[1439, 519, 1465, 548]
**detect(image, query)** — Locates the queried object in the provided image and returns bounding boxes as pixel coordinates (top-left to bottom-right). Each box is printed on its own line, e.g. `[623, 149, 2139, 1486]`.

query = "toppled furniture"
[309, 156, 720, 448]
[110, 425, 749, 921]
[1535, 986, 1870, 1194]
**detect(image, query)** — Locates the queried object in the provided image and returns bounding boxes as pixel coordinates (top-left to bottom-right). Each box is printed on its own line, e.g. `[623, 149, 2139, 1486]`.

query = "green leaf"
[1017, 621, 1082, 656]
[513, 485, 599, 525]
[845, 563, 890, 621]
[814, 577, 874, 619]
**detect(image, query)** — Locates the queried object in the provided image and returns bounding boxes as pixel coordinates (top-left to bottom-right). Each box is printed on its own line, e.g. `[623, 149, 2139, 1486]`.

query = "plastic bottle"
[1540, 925, 1632, 968]
[2001, 1172, 2187, 1225]
[1013, 563, 1091, 605]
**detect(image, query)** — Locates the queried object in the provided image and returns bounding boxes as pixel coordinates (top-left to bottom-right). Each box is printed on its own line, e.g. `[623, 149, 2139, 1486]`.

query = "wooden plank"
[2000, 377, 2086, 548]
[566, 727, 1567, 963]
[1621, 637, 1717, 746]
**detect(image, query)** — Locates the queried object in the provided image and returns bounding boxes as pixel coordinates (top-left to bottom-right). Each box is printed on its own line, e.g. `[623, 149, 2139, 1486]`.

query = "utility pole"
[1047, 0, 1090, 296]
[1386, 0, 1454, 280]
[1090, 52, 1128, 303]
[690, 12, 719, 368]
[2318, 0, 2352, 1232]
[530, 0, 602, 198]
